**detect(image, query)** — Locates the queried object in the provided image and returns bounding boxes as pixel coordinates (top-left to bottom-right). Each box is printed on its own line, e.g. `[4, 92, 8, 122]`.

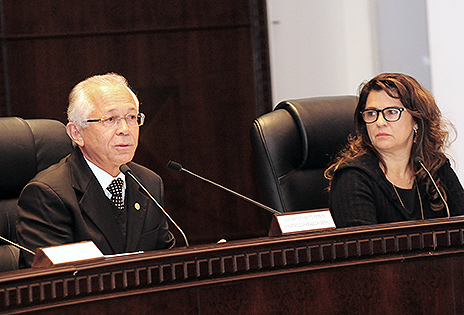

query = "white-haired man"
[17, 73, 175, 268]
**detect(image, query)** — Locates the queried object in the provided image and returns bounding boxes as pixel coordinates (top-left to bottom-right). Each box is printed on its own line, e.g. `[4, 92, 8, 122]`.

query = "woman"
[325, 73, 464, 227]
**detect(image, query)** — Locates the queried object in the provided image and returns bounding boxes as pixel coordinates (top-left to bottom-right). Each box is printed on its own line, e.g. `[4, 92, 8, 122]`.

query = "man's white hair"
[67, 73, 139, 128]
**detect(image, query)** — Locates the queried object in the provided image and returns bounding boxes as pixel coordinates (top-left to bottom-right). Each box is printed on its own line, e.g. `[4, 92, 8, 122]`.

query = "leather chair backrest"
[251, 95, 357, 212]
[0, 117, 73, 271]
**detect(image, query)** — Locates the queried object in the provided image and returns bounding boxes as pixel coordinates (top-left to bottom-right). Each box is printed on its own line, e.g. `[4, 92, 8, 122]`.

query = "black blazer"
[329, 154, 464, 227]
[17, 146, 174, 267]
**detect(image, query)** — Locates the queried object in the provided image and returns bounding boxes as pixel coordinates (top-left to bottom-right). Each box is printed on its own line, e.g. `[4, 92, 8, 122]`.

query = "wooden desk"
[2, 217, 464, 314]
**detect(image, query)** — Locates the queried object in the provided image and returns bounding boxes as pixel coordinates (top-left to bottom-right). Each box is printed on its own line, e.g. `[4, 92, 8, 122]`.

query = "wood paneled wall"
[0, 0, 272, 245]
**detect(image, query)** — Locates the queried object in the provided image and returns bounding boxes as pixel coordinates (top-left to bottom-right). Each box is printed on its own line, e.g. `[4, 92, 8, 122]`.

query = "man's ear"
[66, 122, 84, 147]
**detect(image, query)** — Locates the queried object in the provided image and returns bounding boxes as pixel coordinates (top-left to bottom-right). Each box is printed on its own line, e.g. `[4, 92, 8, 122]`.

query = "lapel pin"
[134, 203, 141, 210]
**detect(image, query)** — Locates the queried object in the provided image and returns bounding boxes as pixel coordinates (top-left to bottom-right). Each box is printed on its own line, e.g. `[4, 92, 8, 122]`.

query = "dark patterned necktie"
[107, 178, 126, 239]
[107, 178, 125, 211]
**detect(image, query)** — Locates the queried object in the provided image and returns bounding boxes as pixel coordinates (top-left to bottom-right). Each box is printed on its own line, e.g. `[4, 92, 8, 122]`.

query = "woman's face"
[364, 90, 418, 158]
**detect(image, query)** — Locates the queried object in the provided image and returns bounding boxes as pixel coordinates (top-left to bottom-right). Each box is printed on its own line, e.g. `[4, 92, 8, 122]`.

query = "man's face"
[72, 84, 140, 176]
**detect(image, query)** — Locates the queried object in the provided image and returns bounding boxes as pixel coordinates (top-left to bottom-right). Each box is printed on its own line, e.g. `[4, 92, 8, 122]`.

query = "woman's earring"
[413, 128, 418, 143]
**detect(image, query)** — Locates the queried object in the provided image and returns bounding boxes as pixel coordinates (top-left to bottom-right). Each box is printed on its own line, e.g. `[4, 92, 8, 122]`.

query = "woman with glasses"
[325, 73, 464, 227]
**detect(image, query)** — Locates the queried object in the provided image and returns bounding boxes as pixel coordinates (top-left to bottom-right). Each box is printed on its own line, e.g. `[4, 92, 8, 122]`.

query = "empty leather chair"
[251, 96, 357, 213]
[0, 117, 73, 271]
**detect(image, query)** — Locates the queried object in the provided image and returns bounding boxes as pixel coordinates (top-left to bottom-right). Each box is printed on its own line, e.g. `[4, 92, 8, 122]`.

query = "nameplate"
[268, 208, 336, 236]
[32, 241, 104, 268]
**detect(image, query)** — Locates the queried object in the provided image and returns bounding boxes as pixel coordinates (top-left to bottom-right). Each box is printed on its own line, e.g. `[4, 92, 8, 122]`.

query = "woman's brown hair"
[325, 73, 454, 211]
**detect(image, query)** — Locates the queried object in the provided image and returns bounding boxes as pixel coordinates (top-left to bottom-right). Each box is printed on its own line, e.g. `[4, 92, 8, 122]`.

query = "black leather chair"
[0, 117, 73, 271]
[251, 95, 358, 213]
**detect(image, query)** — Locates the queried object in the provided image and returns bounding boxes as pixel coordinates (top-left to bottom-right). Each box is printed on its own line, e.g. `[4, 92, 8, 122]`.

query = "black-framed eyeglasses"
[360, 107, 405, 124]
[86, 113, 145, 128]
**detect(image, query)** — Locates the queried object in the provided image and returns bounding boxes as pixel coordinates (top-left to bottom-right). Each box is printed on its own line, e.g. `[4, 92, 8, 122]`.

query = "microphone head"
[414, 156, 423, 165]
[119, 164, 131, 174]
[167, 160, 182, 172]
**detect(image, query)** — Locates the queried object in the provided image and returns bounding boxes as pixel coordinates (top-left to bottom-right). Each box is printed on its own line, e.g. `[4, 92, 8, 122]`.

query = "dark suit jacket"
[17, 146, 175, 267]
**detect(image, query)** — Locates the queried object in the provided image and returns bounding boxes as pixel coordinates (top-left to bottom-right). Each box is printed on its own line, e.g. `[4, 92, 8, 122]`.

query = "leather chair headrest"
[275, 95, 357, 169]
[0, 117, 73, 199]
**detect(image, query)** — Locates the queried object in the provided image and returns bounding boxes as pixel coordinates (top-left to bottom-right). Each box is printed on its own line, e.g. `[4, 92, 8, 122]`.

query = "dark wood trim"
[250, 0, 273, 115]
[1, 217, 464, 313]
[0, 24, 252, 41]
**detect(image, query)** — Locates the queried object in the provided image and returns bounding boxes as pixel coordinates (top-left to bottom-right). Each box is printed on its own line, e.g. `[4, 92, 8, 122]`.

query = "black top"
[329, 154, 464, 227]
[395, 185, 422, 218]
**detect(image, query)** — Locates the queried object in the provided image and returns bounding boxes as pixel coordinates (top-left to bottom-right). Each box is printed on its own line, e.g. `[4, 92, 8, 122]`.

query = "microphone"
[119, 164, 189, 247]
[167, 160, 281, 215]
[0, 235, 35, 256]
[414, 156, 450, 218]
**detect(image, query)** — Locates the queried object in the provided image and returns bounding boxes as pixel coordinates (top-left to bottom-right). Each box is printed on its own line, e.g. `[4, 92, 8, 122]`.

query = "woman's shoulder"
[337, 154, 378, 172]
[331, 154, 384, 185]
[437, 158, 459, 180]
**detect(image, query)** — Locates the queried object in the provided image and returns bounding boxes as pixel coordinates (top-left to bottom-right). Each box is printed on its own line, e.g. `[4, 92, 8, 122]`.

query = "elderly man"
[17, 73, 175, 268]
